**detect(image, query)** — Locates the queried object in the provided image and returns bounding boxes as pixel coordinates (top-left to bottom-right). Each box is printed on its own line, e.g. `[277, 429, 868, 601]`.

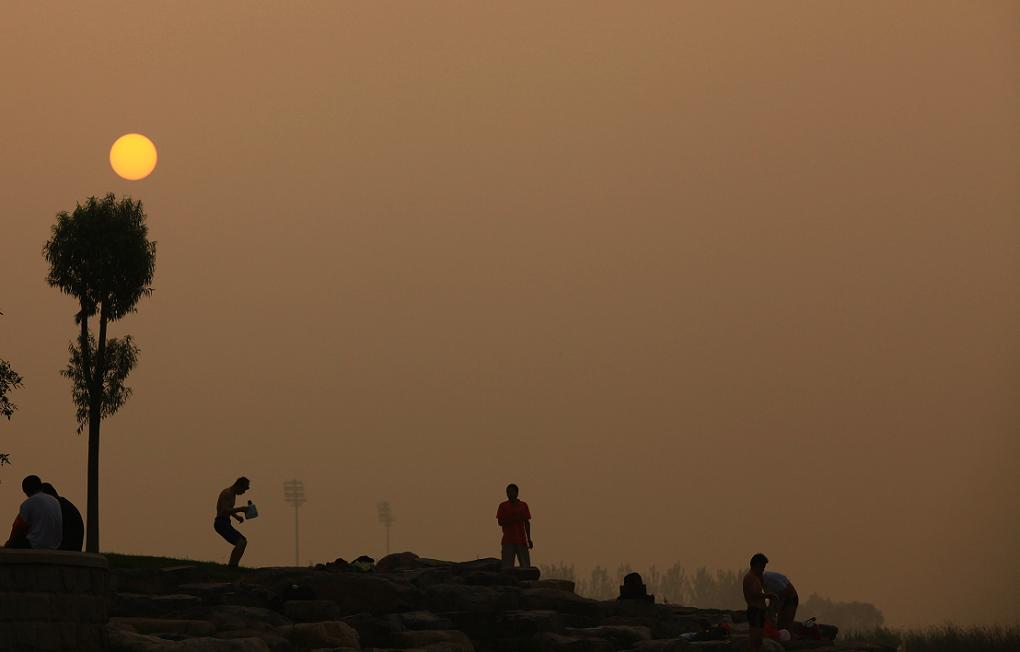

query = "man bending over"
[214, 477, 250, 567]
[763, 569, 799, 631]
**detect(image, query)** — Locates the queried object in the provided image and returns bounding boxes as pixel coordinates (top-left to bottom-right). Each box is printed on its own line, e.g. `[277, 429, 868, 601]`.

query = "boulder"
[275, 621, 361, 649]
[603, 615, 696, 639]
[108, 626, 271, 652]
[110, 618, 216, 637]
[460, 571, 519, 587]
[215, 630, 294, 652]
[391, 629, 475, 652]
[376, 553, 424, 574]
[522, 579, 576, 593]
[440, 611, 502, 641]
[340, 612, 405, 648]
[424, 584, 521, 613]
[399, 610, 453, 630]
[114, 593, 204, 617]
[497, 610, 565, 637]
[453, 559, 502, 574]
[178, 583, 237, 603]
[521, 589, 602, 621]
[565, 625, 652, 649]
[532, 632, 615, 652]
[275, 621, 361, 650]
[284, 600, 343, 623]
[633, 640, 691, 652]
[502, 566, 541, 582]
[207, 606, 292, 632]
[113, 570, 172, 596]
[262, 572, 422, 615]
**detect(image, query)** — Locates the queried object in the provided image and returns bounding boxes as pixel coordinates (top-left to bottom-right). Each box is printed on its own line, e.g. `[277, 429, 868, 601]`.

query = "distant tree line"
[801, 593, 885, 631]
[539, 562, 884, 631]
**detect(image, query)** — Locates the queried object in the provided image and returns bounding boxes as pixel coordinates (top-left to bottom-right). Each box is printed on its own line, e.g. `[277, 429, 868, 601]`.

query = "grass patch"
[844, 624, 1020, 652]
[103, 552, 254, 581]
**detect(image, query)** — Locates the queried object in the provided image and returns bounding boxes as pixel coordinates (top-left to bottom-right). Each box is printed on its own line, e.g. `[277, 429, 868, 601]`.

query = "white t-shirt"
[19, 492, 63, 549]
[763, 571, 790, 594]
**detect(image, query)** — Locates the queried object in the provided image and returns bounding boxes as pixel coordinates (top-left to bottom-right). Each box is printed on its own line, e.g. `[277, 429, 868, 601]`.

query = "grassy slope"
[844, 625, 1020, 652]
[103, 552, 254, 581]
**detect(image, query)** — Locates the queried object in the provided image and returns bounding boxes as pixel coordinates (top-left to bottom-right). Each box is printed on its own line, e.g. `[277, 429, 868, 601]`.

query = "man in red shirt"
[496, 483, 533, 569]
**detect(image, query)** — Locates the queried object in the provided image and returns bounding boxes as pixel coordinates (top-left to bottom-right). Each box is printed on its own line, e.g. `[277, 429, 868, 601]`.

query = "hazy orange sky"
[1, 2, 1018, 627]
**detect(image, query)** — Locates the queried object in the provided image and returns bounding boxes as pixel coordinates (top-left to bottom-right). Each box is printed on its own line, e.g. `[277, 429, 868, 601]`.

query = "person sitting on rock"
[41, 482, 84, 551]
[763, 569, 799, 631]
[214, 476, 250, 567]
[496, 483, 533, 569]
[4, 474, 62, 550]
[743, 553, 779, 652]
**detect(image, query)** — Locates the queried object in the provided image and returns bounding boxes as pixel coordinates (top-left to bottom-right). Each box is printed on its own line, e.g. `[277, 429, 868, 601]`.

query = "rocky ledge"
[107, 552, 891, 652]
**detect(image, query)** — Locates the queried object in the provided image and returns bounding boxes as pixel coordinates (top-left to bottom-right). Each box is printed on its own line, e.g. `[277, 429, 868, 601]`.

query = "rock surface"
[104, 556, 893, 652]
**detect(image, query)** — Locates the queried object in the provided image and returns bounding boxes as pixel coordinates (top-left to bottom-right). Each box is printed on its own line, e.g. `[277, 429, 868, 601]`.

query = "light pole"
[283, 479, 306, 566]
[377, 501, 394, 556]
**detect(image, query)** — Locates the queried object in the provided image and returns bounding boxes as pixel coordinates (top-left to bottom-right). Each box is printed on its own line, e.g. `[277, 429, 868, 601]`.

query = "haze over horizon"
[1, 2, 1018, 628]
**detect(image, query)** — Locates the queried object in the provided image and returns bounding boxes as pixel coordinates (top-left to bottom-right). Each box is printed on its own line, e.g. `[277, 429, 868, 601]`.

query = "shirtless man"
[743, 553, 778, 652]
[214, 477, 250, 567]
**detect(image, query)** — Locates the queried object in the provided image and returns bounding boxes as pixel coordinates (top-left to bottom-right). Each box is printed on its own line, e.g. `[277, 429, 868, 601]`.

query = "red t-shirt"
[496, 500, 531, 545]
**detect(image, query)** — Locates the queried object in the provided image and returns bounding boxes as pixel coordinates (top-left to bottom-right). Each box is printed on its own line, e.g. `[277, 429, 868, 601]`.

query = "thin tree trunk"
[86, 405, 101, 553]
[85, 308, 109, 554]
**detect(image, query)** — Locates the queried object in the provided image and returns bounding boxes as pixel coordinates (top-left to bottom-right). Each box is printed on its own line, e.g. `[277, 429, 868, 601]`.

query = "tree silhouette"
[43, 194, 156, 552]
[0, 360, 21, 423]
[1, 310, 22, 466]
[0, 359, 22, 467]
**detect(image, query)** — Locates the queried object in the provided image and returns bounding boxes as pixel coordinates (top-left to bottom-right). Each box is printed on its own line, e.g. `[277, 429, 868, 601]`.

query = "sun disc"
[110, 133, 158, 180]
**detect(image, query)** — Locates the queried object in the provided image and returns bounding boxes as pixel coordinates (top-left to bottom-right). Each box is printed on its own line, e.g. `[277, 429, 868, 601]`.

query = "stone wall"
[0, 550, 109, 651]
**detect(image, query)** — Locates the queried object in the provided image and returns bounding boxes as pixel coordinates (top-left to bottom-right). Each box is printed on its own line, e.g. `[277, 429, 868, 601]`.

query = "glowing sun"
[110, 133, 158, 180]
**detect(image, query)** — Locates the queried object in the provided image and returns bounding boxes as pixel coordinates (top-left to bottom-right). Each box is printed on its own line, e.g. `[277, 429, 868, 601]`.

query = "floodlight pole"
[377, 501, 394, 556]
[283, 480, 306, 567]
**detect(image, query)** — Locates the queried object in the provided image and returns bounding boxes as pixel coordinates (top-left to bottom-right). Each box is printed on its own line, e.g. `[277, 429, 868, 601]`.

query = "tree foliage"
[62, 335, 139, 433]
[0, 359, 22, 422]
[44, 194, 156, 323]
[0, 359, 22, 467]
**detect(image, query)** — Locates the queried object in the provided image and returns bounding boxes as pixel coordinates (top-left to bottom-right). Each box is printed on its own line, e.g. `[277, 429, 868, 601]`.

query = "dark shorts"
[214, 516, 244, 545]
[746, 606, 766, 629]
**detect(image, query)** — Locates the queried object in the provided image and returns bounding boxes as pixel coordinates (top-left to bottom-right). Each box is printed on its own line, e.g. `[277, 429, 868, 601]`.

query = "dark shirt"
[57, 497, 84, 552]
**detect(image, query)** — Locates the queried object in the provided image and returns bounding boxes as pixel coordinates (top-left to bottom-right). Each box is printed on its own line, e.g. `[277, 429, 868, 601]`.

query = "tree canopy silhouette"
[43, 194, 156, 552]
[0, 360, 21, 423]
[0, 359, 21, 467]
[1, 310, 22, 467]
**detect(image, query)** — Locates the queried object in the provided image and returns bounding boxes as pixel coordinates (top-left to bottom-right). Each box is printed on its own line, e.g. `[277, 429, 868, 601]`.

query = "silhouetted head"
[41, 482, 59, 498]
[22, 475, 43, 497]
[506, 483, 519, 501]
[749, 553, 769, 576]
[233, 477, 250, 495]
